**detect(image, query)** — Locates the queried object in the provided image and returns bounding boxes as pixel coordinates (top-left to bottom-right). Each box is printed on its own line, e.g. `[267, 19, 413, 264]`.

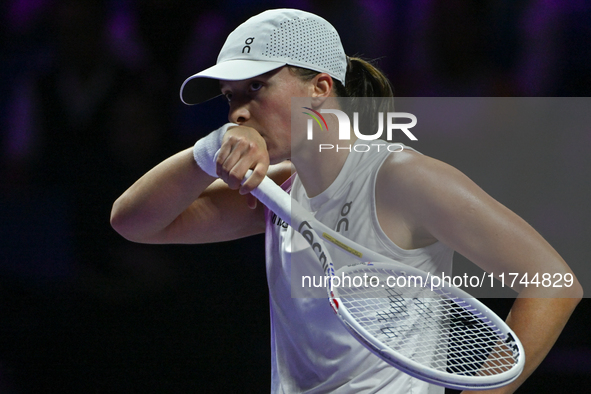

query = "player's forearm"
[110, 147, 215, 243]
[462, 284, 582, 394]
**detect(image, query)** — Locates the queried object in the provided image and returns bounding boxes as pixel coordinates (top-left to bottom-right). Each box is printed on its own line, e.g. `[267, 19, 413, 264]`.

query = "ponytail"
[335, 57, 395, 135]
[334, 57, 394, 98]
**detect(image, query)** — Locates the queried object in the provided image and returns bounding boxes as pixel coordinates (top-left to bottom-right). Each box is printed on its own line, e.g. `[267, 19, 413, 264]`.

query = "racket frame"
[249, 174, 525, 390]
[333, 262, 524, 390]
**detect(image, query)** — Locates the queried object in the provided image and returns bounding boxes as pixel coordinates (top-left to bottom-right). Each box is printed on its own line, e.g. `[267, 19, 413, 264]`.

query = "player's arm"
[111, 126, 290, 244]
[376, 150, 583, 393]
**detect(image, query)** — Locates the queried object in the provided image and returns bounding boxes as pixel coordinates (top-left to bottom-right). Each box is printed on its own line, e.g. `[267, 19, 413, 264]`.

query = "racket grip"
[243, 170, 294, 227]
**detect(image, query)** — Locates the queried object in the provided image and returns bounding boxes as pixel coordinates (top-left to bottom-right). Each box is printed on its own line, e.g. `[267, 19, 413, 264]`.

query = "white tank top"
[264, 142, 454, 393]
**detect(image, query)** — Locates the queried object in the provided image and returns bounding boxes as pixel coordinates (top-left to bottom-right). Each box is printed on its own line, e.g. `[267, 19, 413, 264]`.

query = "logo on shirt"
[336, 201, 352, 233]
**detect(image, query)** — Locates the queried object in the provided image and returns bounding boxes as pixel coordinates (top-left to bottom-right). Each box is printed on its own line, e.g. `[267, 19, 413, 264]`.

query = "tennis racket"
[246, 172, 525, 391]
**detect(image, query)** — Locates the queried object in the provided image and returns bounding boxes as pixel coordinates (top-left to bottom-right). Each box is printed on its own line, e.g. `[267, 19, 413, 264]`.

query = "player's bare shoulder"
[375, 148, 478, 248]
[376, 147, 475, 207]
[377, 148, 441, 201]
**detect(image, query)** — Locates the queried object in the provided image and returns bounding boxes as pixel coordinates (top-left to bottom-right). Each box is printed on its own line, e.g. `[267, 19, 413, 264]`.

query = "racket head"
[248, 175, 525, 389]
[329, 262, 525, 390]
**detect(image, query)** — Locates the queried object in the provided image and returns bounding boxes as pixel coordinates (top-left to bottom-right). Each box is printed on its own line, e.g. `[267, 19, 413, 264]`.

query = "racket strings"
[335, 267, 520, 378]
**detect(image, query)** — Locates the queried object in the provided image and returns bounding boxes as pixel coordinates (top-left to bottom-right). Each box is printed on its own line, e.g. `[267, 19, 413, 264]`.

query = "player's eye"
[250, 82, 263, 92]
[223, 92, 232, 102]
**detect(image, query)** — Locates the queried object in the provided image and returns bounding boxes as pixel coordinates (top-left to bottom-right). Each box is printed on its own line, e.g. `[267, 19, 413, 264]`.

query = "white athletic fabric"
[264, 141, 454, 393]
[193, 123, 238, 177]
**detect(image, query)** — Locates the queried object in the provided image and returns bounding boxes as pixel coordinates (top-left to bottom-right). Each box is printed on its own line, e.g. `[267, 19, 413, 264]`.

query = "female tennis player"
[111, 9, 582, 393]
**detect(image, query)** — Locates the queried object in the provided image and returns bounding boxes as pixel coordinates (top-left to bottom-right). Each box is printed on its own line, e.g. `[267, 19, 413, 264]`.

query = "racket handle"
[244, 170, 295, 227]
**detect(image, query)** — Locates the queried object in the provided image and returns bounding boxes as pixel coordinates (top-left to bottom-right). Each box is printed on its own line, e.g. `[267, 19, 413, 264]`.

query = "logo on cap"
[242, 37, 254, 53]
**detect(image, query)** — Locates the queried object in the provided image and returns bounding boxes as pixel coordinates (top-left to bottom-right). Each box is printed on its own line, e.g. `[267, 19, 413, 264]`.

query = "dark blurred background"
[0, 0, 589, 393]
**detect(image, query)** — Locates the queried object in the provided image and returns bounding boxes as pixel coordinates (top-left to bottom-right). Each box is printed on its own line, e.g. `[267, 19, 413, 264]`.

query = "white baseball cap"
[180, 8, 347, 105]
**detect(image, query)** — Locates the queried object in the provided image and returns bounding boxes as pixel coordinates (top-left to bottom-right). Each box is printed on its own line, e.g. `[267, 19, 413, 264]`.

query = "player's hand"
[216, 125, 269, 208]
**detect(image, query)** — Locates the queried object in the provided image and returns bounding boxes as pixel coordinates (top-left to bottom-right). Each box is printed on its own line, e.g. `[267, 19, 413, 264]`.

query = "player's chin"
[267, 147, 291, 165]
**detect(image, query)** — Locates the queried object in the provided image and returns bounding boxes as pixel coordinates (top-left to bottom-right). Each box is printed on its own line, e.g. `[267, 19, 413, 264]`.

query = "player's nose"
[228, 101, 251, 124]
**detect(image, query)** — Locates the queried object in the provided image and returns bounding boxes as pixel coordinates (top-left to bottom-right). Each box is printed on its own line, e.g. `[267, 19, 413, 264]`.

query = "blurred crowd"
[0, 0, 590, 392]
[2, 0, 590, 274]
[2, 0, 590, 187]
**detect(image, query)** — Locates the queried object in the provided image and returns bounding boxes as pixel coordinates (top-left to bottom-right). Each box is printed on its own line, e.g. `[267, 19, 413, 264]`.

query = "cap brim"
[180, 59, 286, 105]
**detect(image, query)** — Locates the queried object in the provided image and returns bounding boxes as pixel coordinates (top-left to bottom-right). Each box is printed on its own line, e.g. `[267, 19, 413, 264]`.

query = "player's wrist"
[193, 123, 238, 177]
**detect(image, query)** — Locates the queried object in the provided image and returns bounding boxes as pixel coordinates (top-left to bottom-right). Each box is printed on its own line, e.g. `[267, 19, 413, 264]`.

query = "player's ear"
[311, 73, 333, 108]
